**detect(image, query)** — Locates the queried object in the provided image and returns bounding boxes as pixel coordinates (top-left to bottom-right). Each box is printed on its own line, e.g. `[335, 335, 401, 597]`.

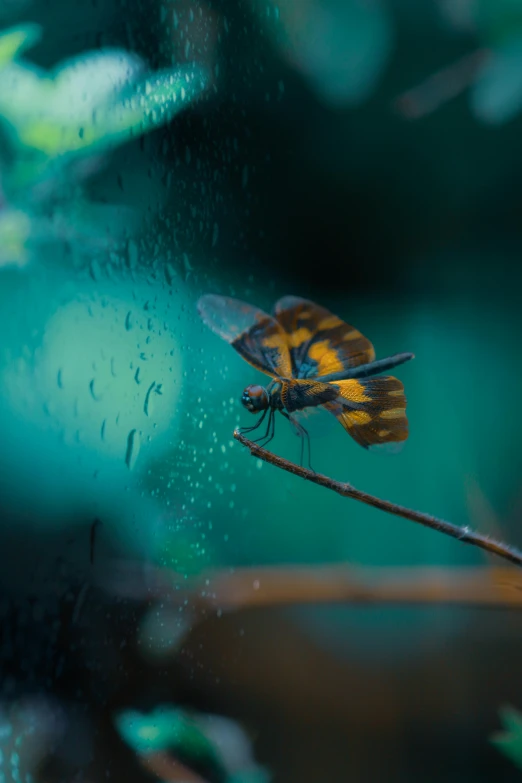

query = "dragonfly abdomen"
[280, 380, 338, 413]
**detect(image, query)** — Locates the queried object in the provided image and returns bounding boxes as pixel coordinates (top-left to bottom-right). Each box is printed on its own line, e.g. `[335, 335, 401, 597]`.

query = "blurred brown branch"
[233, 429, 522, 570]
[394, 48, 490, 119]
[203, 564, 522, 610]
[109, 562, 522, 610]
[141, 753, 208, 783]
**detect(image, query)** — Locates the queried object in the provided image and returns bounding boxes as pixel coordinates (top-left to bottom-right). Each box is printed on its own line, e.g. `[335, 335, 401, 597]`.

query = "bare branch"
[234, 429, 522, 570]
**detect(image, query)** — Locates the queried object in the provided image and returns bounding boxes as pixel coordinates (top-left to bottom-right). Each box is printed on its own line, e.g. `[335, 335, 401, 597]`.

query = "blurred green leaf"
[116, 707, 228, 781]
[470, 36, 522, 123]
[0, 30, 209, 267]
[0, 209, 31, 267]
[116, 706, 220, 756]
[116, 707, 270, 783]
[270, 0, 392, 106]
[0, 23, 40, 65]
[0, 49, 208, 158]
[491, 705, 522, 769]
[97, 64, 209, 148]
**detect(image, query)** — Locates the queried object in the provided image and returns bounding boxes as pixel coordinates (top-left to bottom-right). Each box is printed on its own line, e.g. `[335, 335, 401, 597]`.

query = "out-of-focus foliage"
[116, 706, 269, 783]
[256, 0, 393, 106]
[248, 0, 522, 121]
[0, 697, 66, 783]
[437, 0, 522, 122]
[0, 23, 38, 64]
[491, 706, 522, 769]
[0, 24, 209, 268]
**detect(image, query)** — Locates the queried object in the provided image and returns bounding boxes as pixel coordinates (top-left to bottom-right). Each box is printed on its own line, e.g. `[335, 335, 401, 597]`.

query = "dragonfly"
[197, 294, 413, 464]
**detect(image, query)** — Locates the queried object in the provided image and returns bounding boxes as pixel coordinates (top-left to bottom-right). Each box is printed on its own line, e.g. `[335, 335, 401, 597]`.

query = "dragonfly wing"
[273, 295, 375, 378]
[198, 294, 293, 378]
[323, 376, 408, 449]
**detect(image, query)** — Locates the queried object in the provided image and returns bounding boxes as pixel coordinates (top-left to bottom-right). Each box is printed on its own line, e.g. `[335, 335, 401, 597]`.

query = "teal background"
[1, 1, 522, 782]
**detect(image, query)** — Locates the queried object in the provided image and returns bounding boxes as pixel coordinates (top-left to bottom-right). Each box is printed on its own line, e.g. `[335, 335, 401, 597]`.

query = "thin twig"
[234, 430, 522, 569]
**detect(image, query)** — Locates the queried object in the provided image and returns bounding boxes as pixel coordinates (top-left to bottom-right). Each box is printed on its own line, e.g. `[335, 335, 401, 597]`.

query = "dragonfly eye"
[241, 384, 269, 413]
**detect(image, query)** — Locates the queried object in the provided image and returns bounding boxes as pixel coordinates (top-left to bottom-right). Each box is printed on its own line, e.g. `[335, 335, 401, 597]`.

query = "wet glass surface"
[1, 1, 522, 781]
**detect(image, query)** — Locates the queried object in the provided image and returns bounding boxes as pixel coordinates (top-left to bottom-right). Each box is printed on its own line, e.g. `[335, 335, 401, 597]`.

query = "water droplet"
[182, 253, 193, 281]
[57, 369, 63, 388]
[211, 222, 219, 247]
[125, 311, 133, 331]
[127, 239, 139, 269]
[134, 367, 141, 384]
[89, 378, 102, 401]
[144, 382, 156, 417]
[125, 429, 141, 470]
[90, 260, 101, 281]
[165, 263, 176, 285]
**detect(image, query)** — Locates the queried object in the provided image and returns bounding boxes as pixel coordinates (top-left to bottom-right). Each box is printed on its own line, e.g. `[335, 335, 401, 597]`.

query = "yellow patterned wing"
[324, 376, 408, 449]
[274, 296, 375, 379]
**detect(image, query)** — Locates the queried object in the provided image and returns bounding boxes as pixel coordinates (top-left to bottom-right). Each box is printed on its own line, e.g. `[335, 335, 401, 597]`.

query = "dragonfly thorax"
[241, 384, 269, 413]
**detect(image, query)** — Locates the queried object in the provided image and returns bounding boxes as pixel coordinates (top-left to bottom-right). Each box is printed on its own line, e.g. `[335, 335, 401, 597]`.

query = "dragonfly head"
[241, 384, 269, 413]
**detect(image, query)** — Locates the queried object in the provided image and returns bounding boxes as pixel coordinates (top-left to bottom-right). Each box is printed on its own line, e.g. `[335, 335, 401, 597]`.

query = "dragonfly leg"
[239, 408, 268, 435]
[257, 407, 276, 448]
[281, 411, 315, 472]
[252, 408, 276, 446]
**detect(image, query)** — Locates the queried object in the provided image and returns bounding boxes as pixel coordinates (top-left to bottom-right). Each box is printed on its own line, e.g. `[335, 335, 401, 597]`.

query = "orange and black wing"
[323, 376, 408, 449]
[273, 296, 375, 379]
[198, 294, 293, 379]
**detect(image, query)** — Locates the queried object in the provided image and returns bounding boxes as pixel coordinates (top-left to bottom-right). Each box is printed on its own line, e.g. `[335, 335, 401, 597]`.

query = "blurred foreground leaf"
[439, 0, 522, 123]
[0, 209, 31, 267]
[491, 705, 522, 769]
[0, 48, 209, 158]
[258, 0, 392, 106]
[0, 24, 209, 267]
[116, 706, 269, 783]
[0, 23, 39, 64]
[470, 36, 522, 122]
